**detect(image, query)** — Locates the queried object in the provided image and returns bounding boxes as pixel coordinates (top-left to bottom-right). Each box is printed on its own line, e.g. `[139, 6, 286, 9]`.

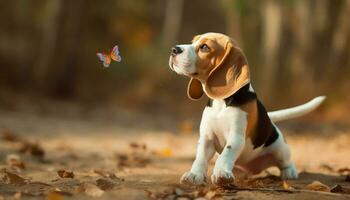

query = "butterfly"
[96, 45, 122, 67]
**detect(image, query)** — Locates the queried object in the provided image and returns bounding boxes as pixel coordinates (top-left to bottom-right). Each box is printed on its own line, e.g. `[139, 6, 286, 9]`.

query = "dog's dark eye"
[199, 44, 210, 52]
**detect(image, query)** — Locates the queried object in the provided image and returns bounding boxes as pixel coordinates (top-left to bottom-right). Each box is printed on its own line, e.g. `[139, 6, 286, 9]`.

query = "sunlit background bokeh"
[1, 0, 349, 124]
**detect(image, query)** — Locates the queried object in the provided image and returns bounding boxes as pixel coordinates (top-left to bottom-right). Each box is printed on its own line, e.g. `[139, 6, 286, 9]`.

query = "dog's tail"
[268, 96, 326, 122]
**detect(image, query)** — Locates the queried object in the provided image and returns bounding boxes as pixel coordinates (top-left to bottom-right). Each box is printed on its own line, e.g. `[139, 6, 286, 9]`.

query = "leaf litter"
[306, 181, 330, 192]
[1, 130, 350, 199]
[6, 154, 26, 170]
[115, 142, 152, 168]
[57, 170, 74, 178]
[19, 141, 45, 158]
[0, 129, 126, 198]
[146, 172, 350, 200]
[0, 169, 28, 185]
[76, 182, 105, 197]
[1, 130, 46, 159]
[1, 130, 21, 142]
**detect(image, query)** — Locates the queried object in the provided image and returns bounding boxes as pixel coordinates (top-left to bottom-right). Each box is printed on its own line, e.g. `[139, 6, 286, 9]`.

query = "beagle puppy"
[169, 32, 325, 185]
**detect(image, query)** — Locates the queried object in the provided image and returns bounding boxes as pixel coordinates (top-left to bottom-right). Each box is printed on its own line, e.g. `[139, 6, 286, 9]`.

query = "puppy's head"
[169, 32, 250, 100]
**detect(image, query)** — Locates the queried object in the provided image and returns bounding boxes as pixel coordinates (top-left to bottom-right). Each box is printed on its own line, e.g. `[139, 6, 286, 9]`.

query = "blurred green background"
[0, 0, 349, 123]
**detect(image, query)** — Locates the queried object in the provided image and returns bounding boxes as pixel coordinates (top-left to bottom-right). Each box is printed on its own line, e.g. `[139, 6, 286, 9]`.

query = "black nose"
[171, 46, 183, 56]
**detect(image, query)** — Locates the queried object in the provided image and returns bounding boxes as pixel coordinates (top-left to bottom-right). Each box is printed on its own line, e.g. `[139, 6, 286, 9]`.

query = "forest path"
[0, 108, 349, 200]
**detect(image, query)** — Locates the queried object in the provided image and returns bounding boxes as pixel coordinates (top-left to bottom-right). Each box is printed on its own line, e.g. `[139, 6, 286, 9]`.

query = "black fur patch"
[251, 100, 279, 149]
[264, 126, 279, 147]
[207, 99, 213, 107]
[205, 84, 279, 149]
[224, 84, 257, 106]
[250, 100, 275, 149]
[206, 84, 256, 107]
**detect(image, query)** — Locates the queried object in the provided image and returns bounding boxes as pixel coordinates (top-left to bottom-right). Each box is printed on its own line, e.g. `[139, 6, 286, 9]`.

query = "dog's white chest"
[200, 100, 267, 165]
[201, 100, 247, 147]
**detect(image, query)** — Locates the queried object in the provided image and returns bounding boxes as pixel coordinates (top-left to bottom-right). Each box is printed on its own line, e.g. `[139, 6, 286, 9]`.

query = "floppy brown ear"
[204, 42, 250, 99]
[187, 78, 204, 100]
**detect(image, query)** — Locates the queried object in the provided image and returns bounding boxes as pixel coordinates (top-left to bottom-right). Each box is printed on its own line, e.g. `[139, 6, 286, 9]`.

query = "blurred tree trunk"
[52, 0, 84, 98]
[294, 1, 312, 55]
[33, 0, 61, 86]
[312, 0, 329, 79]
[162, 0, 184, 47]
[314, 0, 329, 33]
[288, 0, 314, 97]
[330, 0, 350, 76]
[222, 0, 242, 45]
[261, 0, 281, 102]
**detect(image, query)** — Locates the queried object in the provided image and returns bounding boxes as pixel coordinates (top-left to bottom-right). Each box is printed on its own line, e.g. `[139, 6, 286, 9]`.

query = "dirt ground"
[0, 105, 350, 200]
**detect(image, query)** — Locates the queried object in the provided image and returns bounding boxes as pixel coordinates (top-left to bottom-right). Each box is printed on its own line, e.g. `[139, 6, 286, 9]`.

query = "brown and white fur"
[169, 32, 325, 185]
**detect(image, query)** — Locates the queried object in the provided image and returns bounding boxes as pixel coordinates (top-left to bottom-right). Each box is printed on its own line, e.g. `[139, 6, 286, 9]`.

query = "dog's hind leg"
[266, 126, 298, 179]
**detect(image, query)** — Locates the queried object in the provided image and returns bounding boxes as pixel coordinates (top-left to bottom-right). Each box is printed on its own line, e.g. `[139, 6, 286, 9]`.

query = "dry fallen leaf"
[237, 175, 280, 188]
[77, 182, 104, 197]
[338, 168, 350, 175]
[91, 169, 123, 181]
[96, 178, 115, 190]
[1, 169, 27, 185]
[129, 142, 147, 150]
[57, 170, 74, 178]
[306, 181, 330, 192]
[330, 184, 344, 193]
[115, 151, 151, 168]
[160, 147, 173, 157]
[19, 141, 45, 158]
[47, 191, 64, 200]
[1, 130, 21, 142]
[6, 154, 26, 169]
[282, 181, 294, 190]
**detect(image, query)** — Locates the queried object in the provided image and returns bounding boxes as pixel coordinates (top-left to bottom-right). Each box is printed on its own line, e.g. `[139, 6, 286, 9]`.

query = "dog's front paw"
[180, 171, 207, 185]
[211, 169, 235, 185]
[281, 164, 298, 180]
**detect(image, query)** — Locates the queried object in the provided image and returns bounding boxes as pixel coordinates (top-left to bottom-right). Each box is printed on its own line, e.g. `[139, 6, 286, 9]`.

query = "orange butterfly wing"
[97, 53, 112, 67]
[110, 45, 122, 62]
